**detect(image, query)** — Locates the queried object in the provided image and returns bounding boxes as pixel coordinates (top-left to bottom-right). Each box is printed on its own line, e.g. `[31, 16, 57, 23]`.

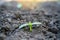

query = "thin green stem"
[28, 22, 32, 32]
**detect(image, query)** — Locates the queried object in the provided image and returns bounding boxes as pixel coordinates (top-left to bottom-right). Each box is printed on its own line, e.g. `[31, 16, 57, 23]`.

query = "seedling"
[19, 22, 42, 31]
[28, 22, 33, 31]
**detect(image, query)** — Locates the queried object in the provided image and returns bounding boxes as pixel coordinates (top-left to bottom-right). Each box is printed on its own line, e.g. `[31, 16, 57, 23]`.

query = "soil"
[0, 1, 60, 40]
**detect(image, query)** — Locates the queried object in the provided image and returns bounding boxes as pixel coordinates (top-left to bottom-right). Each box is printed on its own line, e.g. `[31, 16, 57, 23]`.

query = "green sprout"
[28, 22, 33, 32]
[19, 22, 42, 31]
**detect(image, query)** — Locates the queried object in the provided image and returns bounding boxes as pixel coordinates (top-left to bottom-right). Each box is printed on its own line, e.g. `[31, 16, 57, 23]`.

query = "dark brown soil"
[0, 1, 60, 40]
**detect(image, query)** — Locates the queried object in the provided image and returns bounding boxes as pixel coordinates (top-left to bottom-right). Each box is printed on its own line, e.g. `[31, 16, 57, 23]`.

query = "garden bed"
[0, 1, 60, 40]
